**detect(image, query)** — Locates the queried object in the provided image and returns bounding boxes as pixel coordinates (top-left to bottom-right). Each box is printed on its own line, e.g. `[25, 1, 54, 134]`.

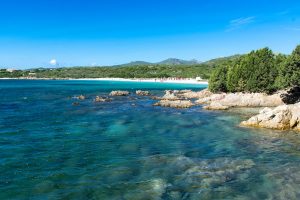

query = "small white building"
[196, 77, 203, 81]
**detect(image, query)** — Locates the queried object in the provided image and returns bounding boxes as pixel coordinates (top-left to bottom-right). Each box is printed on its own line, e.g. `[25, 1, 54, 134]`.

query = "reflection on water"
[0, 80, 300, 200]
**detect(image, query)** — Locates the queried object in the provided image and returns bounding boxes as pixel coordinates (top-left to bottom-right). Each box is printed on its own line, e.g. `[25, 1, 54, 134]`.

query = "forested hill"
[0, 56, 241, 79]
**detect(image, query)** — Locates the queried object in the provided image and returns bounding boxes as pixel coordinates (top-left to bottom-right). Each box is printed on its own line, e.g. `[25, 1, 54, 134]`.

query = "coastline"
[0, 77, 208, 85]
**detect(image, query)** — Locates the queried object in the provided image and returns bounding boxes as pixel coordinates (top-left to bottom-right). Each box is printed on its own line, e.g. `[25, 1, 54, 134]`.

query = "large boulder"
[280, 86, 300, 104]
[196, 92, 284, 110]
[241, 103, 300, 131]
[109, 91, 130, 96]
[154, 100, 194, 108]
[160, 90, 182, 100]
[177, 89, 213, 99]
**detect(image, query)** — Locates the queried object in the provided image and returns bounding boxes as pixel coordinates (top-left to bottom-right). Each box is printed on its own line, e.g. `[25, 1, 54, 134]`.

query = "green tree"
[245, 48, 277, 93]
[209, 65, 228, 92]
[276, 45, 300, 88]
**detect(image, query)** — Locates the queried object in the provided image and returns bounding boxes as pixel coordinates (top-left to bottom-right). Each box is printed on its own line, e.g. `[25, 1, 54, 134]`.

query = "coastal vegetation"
[0, 56, 241, 80]
[209, 45, 300, 93]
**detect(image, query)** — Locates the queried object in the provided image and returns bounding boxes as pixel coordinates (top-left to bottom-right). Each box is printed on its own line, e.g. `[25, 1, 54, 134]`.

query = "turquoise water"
[1, 80, 300, 200]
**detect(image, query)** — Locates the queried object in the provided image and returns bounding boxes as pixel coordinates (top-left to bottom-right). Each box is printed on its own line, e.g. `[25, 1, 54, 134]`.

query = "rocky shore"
[241, 103, 300, 131]
[71, 87, 300, 132]
[153, 88, 300, 132]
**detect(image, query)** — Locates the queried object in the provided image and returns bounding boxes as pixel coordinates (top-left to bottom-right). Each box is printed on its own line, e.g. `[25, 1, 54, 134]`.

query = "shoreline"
[0, 77, 208, 85]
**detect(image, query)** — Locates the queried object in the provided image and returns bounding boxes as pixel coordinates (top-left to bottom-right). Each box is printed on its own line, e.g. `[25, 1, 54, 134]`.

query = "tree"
[276, 45, 300, 88]
[244, 48, 277, 93]
[220, 48, 277, 93]
[209, 65, 228, 92]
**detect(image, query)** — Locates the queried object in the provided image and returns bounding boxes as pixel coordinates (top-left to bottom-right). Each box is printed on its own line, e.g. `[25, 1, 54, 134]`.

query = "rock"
[160, 90, 182, 100]
[136, 90, 151, 96]
[280, 86, 300, 104]
[123, 179, 167, 200]
[196, 93, 226, 104]
[177, 89, 213, 99]
[94, 96, 112, 102]
[154, 100, 194, 108]
[73, 95, 86, 100]
[241, 102, 300, 131]
[197, 92, 284, 110]
[204, 102, 229, 110]
[72, 102, 80, 106]
[109, 91, 130, 96]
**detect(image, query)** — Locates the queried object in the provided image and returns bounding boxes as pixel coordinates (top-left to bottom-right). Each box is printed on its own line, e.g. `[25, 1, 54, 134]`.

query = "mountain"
[116, 55, 241, 67]
[202, 55, 242, 66]
[119, 61, 153, 67]
[118, 58, 200, 67]
[157, 58, 200, 65]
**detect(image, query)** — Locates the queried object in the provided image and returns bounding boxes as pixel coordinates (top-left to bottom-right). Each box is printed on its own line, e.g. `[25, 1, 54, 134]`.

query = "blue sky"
[1, 0, 300, 68]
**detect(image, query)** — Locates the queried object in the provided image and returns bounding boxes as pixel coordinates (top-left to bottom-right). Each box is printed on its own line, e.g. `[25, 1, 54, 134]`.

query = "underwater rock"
[72, 102, 80, 106]
[138, 155, 255, 199]
[123, 179, 167, 200]
[94, 96, 112, 102]
[241, 102, 300, 131]
[154, 100, 194, 108]
[136, 90, 151, 96]
[109, 91, 130, 96]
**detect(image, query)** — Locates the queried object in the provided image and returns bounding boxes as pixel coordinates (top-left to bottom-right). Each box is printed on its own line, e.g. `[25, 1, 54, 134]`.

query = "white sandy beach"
[0, 77, 208, 85]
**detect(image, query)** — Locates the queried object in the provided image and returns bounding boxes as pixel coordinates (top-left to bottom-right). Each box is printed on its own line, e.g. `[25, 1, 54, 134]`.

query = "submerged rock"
[139, 155, 255, 199]
[136, 90, 151, 96]
[154, 100, 194, 108]
[109, 91, 130, 96]
[241, 102, 300, 131]
[94, 96, 112, 102]
[72, 102, 80, 106]
[123, 179, 167, 200]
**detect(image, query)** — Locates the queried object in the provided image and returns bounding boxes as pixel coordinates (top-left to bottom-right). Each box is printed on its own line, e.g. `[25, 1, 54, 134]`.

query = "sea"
[1, 80, 300, 200]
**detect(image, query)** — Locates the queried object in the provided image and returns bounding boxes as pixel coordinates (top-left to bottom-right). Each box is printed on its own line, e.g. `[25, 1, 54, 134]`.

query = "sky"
[0, 0, 300, 68]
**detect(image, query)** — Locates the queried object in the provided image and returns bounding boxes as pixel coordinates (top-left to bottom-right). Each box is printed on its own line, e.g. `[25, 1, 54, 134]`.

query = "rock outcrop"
[73, 95, 86, 100]
[109, 91, 130, 96]
[204, 102, 229, 110]
[153, 89, 212, 101]
[94, 96, 112, 102]
[154, 100, 194, 108]
[136, 90, 151, 96]
[177, 89, 213, 99]
[197, 92, 284, 110]
[160, 90, 183, 100]
[241, 103, 300, 131]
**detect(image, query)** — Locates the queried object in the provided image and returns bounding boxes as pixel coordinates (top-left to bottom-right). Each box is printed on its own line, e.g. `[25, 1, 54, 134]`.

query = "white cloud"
[50, 59, 57, 66]
[226, 16, 255, 32]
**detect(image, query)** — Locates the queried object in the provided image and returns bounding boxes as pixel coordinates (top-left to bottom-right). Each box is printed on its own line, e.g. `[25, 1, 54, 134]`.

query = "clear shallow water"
[1, 80, 300, 200]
